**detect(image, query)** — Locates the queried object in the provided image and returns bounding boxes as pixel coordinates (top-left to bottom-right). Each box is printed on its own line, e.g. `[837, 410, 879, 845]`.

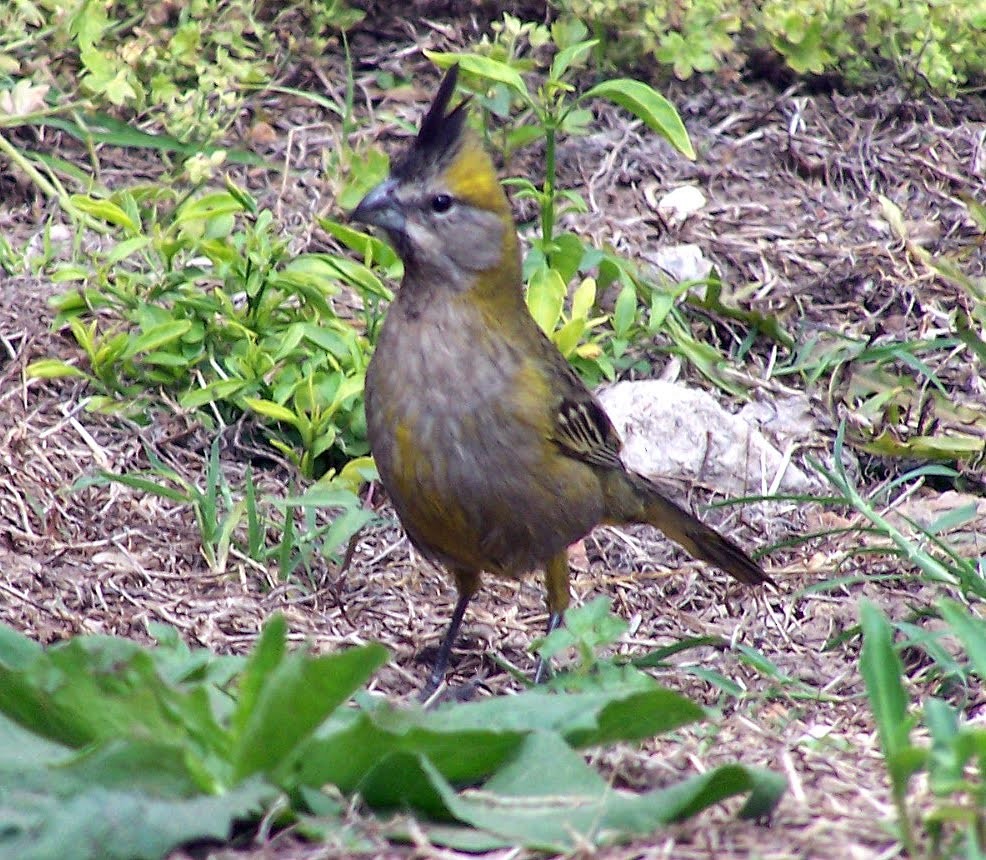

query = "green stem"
[541, 125, 556, 252]
[0, 130, 64, 202]
[891, 782, 917, 856]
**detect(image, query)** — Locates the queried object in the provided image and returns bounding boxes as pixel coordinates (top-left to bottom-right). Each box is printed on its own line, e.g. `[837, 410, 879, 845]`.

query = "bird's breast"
[365, 297, 603, 576]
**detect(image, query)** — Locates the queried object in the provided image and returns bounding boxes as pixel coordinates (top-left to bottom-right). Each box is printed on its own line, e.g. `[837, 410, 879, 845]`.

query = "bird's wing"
[549, 359, 625, 471]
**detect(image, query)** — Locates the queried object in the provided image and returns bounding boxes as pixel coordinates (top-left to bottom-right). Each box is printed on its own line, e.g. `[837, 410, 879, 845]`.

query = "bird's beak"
[349, 178, 405, 234]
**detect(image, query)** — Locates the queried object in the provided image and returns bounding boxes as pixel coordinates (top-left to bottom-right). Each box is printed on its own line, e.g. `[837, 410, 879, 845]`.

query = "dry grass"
[2, 18, 985, 859]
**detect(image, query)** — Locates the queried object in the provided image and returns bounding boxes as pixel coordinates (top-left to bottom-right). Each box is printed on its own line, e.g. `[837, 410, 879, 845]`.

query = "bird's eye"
[430, 193, 454, 213]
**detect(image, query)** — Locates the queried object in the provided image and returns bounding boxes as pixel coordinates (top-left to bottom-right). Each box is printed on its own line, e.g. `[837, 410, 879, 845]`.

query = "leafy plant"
[28, 183, 382, 477]
[556, 0, 986, 95]
[810, 423, 986, 601]
[861, 600, 986, 857]
[0, 614, 786, 859]
[0, 0, 363, 146]
[71, 437, 375, 576]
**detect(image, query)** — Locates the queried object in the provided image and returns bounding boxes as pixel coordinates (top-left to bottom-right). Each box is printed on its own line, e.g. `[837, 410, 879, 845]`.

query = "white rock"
[648, 243, 714, 284]
[656, 185, 707, 223]
[596, 379, 818, 498]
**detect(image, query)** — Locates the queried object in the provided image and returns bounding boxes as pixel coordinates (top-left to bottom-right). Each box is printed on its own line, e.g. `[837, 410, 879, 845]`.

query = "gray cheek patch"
[439, 209, 504, 272]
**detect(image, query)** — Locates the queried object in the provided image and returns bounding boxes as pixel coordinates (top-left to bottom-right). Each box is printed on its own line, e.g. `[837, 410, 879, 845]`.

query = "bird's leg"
[420, 585, 473, 700]
[533, 551, 571, 685]
[533, 609, 563, 684]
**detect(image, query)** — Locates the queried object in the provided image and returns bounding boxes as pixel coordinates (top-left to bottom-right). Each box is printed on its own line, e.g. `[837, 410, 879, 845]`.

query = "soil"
[1, 11, 985, 860]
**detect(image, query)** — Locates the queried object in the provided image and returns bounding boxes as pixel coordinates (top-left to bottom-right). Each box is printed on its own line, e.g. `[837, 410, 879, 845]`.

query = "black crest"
[392, 65, 470, 180]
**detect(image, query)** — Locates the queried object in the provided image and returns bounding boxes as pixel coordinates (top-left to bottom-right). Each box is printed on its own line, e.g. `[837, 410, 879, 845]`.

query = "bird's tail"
[602, 471, 773, 587]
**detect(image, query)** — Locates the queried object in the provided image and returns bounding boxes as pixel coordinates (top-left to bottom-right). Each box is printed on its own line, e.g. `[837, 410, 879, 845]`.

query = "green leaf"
[284, 254, 390, 301]
[548, 232, 587, 284]
[68, 195, 138, 233]
[24, 359, 87, 380]
[174, 192, 244, 224]
[231, 637, 388, 781]
[122, 320, 192, 360]
[435, 684, 703, 748]
[612, 282, 638, 338]
[0, 717, 273, 860]
[553, 317, 586, 358]
[859, 601, 912, 762]
[526, 265, 566, 335]
[415, 733, 784, 852]
[244, 397, 301, 427]
[550, 39, 598, 81]
[924, 697, 964, 794]
[36, 113, 265, 166]
[424, 52, 531, 104]
[230, 615, 287, 740]
[571, 276, 596, 320]
[103, 236, 151, 267]
[76, 472, 188, 503]
[179, 378, 246, 409]
[296, 702, 523, 793]
[0, 627, 231, 765]
[938, 599, 986, 678]
[580, 79, 695, 160]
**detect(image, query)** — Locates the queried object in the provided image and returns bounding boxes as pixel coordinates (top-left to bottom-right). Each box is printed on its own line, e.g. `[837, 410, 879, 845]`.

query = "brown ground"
[1, 14, 985, 860]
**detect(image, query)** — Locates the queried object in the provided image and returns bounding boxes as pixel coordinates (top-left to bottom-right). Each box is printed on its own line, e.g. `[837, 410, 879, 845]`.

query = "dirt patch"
[2, 27, 984, 860]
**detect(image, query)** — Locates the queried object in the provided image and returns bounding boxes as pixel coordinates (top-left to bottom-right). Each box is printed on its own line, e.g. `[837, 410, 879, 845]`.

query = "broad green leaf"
[332, 455, 378, 493]
[318, 217, 400, 272]
[0, 625, 43, 670]
[550, 39, 598, 80]
[103, 236, 151, 267]
[60, 739, 207, 796]
[553, 317, 586, 357]
[358, 751, 455, 820]
[315, 505, 375, 557]
[580, 79, 695, 160]
[231, 641, 388, 780]
[433, 684, 702, 748]
[174, 192, 244, 224]
[0, 754, 273, 860]
[526, 265, 566, 335]
[179, 378, 246, 409]
[860, 601, 912, 762]
[283, 254, 390, 300]
[548, 232, 586, 284]
[0, 631, 222, 756]
[924, 697, 964, 793]
[244, 397, 301, 427]
[121, 320, 192, 360]
[296, 701, 524, 792]
[24, 359, 87, 379]
[571, 276, 596, 320]
[68, 195, 138, 233]
[231, 615, 287, 739]
[416, 732, 784, 852]
[278, 486, 366, 509]
[612, 281, 638, 338]
[50, 266, 89, 283]
[424, 52, 531, 104]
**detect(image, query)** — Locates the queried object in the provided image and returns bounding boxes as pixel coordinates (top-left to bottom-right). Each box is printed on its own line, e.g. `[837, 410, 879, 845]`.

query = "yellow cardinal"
[351, 66, 772, 695]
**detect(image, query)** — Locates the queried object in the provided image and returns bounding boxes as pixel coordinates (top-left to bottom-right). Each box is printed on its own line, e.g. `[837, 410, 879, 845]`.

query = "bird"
[350, 65, 773, 696]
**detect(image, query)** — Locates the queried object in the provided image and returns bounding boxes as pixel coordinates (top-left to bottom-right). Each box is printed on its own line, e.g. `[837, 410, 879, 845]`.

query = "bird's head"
[350, 65, 519, 292]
